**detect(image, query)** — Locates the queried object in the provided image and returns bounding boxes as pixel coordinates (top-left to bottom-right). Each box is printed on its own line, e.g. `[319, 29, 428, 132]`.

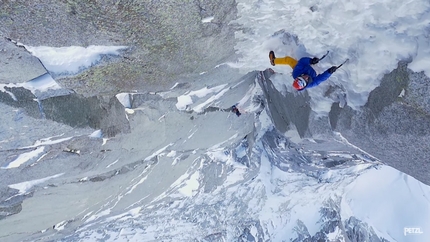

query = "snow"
[408, 36, 430, 77]
[2, 146, 45, 169]
[232, 0, 430, 114]
[24, 45, 127, 75]
[166, 150, 177, 157]
[125, 175, 149, 196]
[143, 143, 173, 161]
[178, 171, 200, 197]
[8, 173, 64, 194]
[116, 93, 131, 108]
[193, 88, 230, 113]
[0, 73, 60, 99]
[342, 165, 430, 240]
[125, 108, 135, 114]
[327, 227, 342, 240]
[24, 135, 74, 148]
[333, 132, 379, 161]
[89, 130, 103, 138]
[22, 73, 61, 92]
[202, 16, 215, 23]
[176, 94, 193, 111]
[175, 84, 227, 111]
[54, 220, 68, 231]
[106, 159, 119, 169]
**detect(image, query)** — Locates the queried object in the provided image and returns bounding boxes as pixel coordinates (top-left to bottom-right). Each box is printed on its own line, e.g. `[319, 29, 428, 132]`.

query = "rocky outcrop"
[0, 0, 237, 96]
[0, 86, 130, 137]
[41, 94, 130, 137]
[0, 38, 47, 83]
[328, 62, 430, 185]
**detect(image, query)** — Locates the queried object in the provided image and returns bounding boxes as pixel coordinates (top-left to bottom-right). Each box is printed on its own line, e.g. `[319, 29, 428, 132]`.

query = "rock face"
[259, 62, 430, 185]
[0, 86, 130, 137]
[0, 38, 47, 83]
[1, 2, 430, 242]
[326, 62, 430, 185]
[0, 0, 238, 96]
[0, 0, 238, 137]
[41, 94, 131, 137]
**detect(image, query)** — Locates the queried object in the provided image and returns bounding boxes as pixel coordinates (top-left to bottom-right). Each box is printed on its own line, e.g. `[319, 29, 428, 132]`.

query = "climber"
[269, 51, 338, 91]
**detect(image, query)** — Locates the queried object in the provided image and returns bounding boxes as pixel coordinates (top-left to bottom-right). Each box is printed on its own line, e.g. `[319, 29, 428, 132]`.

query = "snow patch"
[25, 45, 127, 75]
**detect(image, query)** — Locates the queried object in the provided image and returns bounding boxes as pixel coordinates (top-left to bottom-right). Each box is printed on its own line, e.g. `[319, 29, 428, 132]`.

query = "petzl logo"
[404, 227, 423, 236]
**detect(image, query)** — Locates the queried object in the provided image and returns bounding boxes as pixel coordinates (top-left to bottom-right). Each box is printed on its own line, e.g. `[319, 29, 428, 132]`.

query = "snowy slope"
[232, 0, 430, 115]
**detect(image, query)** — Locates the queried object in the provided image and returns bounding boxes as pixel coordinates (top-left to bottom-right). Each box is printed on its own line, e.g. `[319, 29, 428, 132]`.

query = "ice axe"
[319, 51, 329, 61]
[335, 58, 349, 71]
